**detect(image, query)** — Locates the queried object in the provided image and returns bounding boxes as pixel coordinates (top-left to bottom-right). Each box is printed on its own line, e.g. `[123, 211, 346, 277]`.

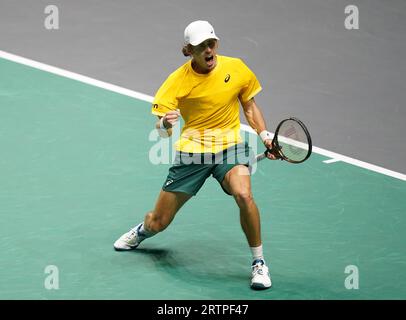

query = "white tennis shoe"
[251, 259, 272, 289]
[113, 224, 143, 251]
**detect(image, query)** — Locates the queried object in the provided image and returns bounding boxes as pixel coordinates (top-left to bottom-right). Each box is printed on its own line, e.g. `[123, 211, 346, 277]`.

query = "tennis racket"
[255, 117, 312, 163]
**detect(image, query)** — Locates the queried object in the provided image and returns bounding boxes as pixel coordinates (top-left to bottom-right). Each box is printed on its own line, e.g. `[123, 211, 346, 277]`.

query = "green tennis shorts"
[162, 142, 254, 196]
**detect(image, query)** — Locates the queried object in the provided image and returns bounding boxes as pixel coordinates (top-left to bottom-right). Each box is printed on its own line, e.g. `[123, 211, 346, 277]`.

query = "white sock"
[135, 222, 155, 240]
[250, 244, 264, 262]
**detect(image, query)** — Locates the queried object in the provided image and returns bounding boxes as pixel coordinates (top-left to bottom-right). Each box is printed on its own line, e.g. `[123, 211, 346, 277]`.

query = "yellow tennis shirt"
[151, 55, 262, 153]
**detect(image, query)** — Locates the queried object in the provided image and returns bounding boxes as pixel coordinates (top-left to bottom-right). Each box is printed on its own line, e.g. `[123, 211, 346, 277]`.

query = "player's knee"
[234, 190, 254, 207]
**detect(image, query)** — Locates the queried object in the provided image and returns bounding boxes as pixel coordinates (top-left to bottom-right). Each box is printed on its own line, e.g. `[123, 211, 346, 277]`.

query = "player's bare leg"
[113, 190, 191, 250]
[144, 190, 192, 233]
[222, 165, 261, 246]
[222, 165, 272, 289]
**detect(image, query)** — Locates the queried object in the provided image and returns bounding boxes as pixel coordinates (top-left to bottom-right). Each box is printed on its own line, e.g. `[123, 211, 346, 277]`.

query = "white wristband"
[259, 130, 272, 143]
[159, 117, 167, 130]
[157, 117, 169, 138]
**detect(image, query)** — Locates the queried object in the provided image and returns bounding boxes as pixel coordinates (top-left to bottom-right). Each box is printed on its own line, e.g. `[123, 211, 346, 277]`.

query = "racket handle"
[255, 149, 271, 162]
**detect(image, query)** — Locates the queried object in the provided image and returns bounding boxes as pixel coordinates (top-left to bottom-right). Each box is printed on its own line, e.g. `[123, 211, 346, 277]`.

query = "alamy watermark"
[44, 5, 59, 30]
[44, 265, 59, 290]
[345, 5, 359, 30]
[344, 265, 359, 290]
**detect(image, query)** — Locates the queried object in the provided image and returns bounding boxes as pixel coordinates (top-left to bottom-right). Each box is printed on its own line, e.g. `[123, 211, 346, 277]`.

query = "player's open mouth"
[205, 55, 215, 67]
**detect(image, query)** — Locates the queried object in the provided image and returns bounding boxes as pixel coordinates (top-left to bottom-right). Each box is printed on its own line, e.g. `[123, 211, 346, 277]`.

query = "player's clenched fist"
[162, 109, 181, 129]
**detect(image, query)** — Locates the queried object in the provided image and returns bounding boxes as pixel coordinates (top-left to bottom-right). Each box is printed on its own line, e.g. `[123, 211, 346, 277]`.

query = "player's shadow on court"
[133, 248, 183, 268]
[132, 247, 248, 290]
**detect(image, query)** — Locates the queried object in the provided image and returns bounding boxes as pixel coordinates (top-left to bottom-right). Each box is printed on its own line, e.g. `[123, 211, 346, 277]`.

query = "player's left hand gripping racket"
[255, 117, 312, 164]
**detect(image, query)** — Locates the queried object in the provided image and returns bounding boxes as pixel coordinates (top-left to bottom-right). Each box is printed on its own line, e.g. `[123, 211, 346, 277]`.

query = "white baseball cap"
[184, 20, 219, 46]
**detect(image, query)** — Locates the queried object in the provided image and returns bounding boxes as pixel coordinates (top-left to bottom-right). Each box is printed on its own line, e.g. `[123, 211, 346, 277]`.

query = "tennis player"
[114, 20, 276, 289]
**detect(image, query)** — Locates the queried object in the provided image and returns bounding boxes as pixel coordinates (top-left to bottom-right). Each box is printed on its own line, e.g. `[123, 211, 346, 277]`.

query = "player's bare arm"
[241, 98, 276, 159]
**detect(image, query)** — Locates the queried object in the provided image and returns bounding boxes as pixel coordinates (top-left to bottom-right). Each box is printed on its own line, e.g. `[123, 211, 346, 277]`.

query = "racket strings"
[277, 120, 310, 162]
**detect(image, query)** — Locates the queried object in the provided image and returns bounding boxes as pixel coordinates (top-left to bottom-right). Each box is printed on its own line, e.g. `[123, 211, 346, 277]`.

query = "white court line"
[0, 50, 154, 103]
[323, 158, 340, 164]
[1, 49, 405, 182]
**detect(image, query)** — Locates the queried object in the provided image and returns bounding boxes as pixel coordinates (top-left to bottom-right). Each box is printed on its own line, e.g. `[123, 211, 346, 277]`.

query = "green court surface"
[1, 58, 405, 300]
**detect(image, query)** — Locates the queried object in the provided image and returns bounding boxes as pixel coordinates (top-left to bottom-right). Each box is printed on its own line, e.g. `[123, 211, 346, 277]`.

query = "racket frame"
[256, 117, 312, 164]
